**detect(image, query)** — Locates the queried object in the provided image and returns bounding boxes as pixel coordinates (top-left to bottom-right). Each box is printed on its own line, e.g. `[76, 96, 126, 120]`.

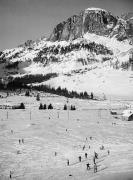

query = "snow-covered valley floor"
[0, 92, 133, 180]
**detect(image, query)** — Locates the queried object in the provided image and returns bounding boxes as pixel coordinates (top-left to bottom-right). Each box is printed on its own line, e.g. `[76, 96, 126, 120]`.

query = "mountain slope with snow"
[0, 8, 133, 99]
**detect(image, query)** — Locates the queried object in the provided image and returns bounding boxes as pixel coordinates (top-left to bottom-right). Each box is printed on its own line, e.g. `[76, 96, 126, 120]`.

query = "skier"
[100, 145, 104, 150]
[93, 156, 96, 164]
[11, 130, 13, 134]
[19, 139, 21, 144]
[9, 171, 13, 179]
[94, 152, 98, 159]
[86, 163, 90, 170]
[85, 153, 88, 159]
[67, 159, 69, 166]
[79, 156, 81, 162]
[94, 163, 97, 173]
[83, 145, 85, 150]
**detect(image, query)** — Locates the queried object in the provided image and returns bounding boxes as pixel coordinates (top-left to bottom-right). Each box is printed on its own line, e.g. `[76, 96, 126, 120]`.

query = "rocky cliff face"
[121, 13, 133, 44]
[121, 13, 133, 38]
[49, 8, 118, 41]
[49, 12, 83, 41]
[49, 8, 133, 44]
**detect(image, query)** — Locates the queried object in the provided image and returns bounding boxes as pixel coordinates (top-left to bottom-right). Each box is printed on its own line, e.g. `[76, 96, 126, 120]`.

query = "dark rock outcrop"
[121, 12, 133, 44]
[18, 40, 35, 48]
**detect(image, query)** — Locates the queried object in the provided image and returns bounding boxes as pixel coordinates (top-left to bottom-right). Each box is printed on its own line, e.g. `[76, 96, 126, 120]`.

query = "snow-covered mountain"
[0, 7, 133, 99]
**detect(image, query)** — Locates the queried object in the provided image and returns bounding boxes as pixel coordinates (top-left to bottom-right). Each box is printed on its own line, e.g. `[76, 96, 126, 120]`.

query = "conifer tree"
[64, 104, 67, 110]
[39, 103, 43, 110]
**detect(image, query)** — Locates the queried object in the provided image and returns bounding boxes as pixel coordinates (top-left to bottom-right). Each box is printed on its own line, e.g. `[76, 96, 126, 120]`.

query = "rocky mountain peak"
[49, 7, 118, 42]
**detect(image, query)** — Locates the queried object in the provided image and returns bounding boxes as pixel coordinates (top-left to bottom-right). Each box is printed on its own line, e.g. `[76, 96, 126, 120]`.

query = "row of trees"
[12, 103, 25, 109]
[64, 104, 76, 110]
[0, 77, 95, 100]
[5, 73, 57, 90]
[39, 103, 53, 110]
[39, 103, 76, 110]
[5, 61, 19, 69]
[34, 85, 94, 100]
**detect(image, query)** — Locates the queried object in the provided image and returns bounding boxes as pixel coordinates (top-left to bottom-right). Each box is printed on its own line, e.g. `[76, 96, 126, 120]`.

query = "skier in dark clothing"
[67, 159, 69, 166]
[85, 153, 87, 159]
[94, 152, 98, 159]
[93, 156, 96, 164]
[19, 139, 21, 144]
[10, 173, 12, 179]
[83, 145, 85, 150]
[79, 156, 81, 162]
[86, 163, 90, 170]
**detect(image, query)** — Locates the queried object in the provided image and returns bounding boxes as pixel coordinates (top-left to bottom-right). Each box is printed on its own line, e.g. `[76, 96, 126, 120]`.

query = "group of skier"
[19, 138, 24, 144]
[9, 135, 110, 179]
[66, 151, 99, 173]
[65, 143, 110, 175]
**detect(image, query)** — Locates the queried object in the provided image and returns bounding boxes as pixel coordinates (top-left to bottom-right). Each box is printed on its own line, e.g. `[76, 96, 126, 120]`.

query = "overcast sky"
[0, 0, 133, 50]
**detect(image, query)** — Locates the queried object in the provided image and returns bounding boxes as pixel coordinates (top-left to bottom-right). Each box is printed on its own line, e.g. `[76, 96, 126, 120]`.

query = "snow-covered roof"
[122, 109, 133, 117]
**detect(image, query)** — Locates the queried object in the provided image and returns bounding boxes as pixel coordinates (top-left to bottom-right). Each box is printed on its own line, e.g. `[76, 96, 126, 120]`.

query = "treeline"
[5, 61, 19, 69]
[0, 77, 95, 100]
[34, 85, 94, 99]
[5, 73, 58, 90]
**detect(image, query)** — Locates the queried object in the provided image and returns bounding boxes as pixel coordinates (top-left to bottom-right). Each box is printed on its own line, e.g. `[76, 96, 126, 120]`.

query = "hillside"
[0, 7, 133, 99]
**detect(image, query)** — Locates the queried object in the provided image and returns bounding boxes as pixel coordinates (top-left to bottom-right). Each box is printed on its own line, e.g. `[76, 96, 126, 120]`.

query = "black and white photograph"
[0, 0, 133, 179]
